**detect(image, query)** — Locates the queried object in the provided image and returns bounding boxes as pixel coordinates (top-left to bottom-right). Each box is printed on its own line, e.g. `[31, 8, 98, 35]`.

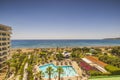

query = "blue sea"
[11, 39, 120, 48]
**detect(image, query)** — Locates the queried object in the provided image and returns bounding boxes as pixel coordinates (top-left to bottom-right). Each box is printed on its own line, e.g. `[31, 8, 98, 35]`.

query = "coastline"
[10, 46, 120, 53]
[11, 39, 120, 48]
[11, 45, 120, 49]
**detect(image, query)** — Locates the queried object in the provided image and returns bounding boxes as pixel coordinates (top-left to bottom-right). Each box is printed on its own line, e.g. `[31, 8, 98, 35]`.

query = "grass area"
[89, 75, 120, 80]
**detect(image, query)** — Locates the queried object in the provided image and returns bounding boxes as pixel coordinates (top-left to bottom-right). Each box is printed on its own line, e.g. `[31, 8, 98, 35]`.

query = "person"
[35, 77, 37, 80]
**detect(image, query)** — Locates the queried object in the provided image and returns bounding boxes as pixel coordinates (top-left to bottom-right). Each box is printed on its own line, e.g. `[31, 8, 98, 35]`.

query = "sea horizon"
[11, 39, 120, 48]
[11, 38, 103, 40]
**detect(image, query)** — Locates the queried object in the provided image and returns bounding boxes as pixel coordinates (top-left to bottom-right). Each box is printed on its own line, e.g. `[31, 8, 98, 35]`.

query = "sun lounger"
[56, 62, 59, 65]
[65, 62, 68, 65]
[61, 62, 63, 65]
[69, 62, 72, 65]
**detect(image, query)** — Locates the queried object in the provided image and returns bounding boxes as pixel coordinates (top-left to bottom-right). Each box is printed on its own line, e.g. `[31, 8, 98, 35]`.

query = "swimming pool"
[39, 63, 78, 78]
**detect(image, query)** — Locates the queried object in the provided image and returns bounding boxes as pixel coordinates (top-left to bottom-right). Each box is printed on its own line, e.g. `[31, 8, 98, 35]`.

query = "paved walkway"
[23, 63, 28, 80]
[22, 55, 30, 80]
[16, 75, 20, 80]
[72, 61, 82, 77]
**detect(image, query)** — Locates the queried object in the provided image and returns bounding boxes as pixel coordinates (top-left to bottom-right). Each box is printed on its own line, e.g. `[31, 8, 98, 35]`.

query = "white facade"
[0, 24, 12, 71]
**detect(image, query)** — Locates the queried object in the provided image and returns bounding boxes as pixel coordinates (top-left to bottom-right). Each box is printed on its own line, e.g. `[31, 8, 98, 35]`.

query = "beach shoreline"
[11, 45, 120, 49]
[10, 46, 120, 53]
[11, 39, 120, 48]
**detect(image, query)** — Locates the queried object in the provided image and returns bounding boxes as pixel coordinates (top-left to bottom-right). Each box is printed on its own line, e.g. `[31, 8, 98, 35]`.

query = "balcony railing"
[0, 54, 7, 59]
[0, 63, 7, 70]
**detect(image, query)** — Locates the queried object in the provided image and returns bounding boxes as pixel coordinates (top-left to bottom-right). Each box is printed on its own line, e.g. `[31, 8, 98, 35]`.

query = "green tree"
[111, 47, 120, 56]
[45, 66, 54, 80]
[71, 52, 77, 58]
[17, 49, 22, 54]
[27, 66, 34, 80]
[35, 71, 44, 80]
[56, 53, 63, 61]
[82, 47, 89, 53]
[56, 66, 64, 80]
[105, 65, 120, 75]
[11, 61, 19, 75]
[6, 60, 11, 77]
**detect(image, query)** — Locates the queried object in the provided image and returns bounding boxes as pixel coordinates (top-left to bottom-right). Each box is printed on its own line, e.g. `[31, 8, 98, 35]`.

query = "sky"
[0, 0, 120, 39]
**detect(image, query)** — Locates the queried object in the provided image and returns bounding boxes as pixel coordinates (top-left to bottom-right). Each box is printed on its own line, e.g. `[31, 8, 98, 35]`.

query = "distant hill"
[104, 37, 120, 40]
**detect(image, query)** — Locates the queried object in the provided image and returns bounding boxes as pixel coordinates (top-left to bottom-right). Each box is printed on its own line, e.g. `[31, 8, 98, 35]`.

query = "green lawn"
[89, 75, 120, 80]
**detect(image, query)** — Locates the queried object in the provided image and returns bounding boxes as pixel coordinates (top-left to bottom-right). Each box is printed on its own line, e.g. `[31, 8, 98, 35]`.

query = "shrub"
[89, 70, 102, 76]
[89, 70, 110, 76]
[105, 65, 120, 75]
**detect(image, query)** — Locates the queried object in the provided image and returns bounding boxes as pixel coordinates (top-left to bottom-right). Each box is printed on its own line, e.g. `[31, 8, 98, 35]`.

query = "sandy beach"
[10, 46, 119, 53]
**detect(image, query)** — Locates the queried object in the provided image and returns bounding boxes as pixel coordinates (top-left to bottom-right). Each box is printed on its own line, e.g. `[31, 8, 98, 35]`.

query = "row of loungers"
[56, 61, 72, 66]
[82, 58, 107, 73]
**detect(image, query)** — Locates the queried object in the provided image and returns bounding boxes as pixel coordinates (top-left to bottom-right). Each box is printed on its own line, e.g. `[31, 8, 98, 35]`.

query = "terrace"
[81, 56, 108, 73]
[85, 56, 107, 68]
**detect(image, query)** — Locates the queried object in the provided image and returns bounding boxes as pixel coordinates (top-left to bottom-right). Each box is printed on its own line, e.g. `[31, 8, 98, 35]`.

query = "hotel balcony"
[0, 57, 7, 64]
[0, 52, 7, 57]
[0, 24, 12, 72]
[0, 63, 7, 71]
[0, 55, 7, 59]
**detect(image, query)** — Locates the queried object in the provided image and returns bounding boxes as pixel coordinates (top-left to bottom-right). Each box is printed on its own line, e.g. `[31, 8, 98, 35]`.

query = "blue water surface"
[11, 39, 120, 48]
[39, 63, 77, 78]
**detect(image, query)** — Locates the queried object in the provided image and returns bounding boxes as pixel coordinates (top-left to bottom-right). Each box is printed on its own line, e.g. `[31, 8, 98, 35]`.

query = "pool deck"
[36, 60, 83, 80]
[43, 76, 81, 80]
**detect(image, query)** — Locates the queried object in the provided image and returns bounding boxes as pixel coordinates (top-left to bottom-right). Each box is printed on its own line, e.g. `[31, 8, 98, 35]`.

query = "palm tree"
[17, 49, 22, 54]
[45, 66, 54, 80]
[56, 66, 64, 80]
[34, 48, 39, 55]
[12, 62, 19, 75]
[6, 60, 11, 78]
[26, 66, 34, 80]
[35, 71, 44, 80]
[9, 59, 18, 75]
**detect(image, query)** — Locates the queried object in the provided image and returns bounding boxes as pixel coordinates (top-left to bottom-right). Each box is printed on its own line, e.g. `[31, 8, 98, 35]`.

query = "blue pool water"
[39, 63, 78, 78]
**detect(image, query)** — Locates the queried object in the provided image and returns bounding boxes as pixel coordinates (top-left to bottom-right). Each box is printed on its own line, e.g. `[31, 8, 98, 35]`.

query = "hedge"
[105, 65, 120, 75]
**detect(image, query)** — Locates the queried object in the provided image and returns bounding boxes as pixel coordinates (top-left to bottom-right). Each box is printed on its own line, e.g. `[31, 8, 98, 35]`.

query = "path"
[22, 55, 30, 80]
[16, 75, 20, 80]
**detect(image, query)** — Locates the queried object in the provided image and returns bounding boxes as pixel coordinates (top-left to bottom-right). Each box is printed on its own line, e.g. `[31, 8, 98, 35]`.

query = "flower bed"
[80, 61, 94, 71]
